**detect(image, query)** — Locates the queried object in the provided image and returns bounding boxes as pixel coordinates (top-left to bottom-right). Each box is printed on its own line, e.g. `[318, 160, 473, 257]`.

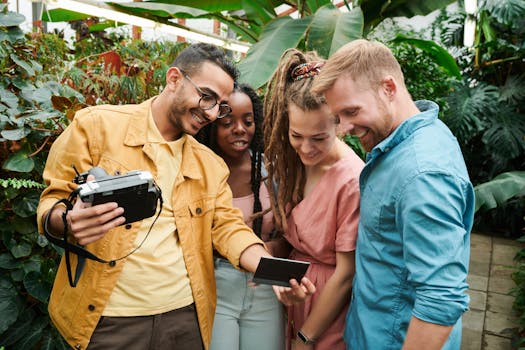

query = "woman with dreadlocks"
[263, 49, 364, 350]
[196, 83, 286, 350]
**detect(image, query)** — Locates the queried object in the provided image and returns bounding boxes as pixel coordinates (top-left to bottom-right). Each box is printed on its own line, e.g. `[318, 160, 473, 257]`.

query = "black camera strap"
[44, 197, 109, 287]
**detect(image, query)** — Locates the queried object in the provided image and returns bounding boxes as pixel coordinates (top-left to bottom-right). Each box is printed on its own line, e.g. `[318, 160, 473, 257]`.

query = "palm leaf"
[390, 35, 461, 79]
[238, 16, 312, 89]
[500, 74, 525, 105]
[481, 106, 525, 160]
[360, 0, 456, 31]
[475, 171, 525, 212]
[482, 0, 525, 26]
[307, 4, 364, 58]
[444, 81, 499, 142]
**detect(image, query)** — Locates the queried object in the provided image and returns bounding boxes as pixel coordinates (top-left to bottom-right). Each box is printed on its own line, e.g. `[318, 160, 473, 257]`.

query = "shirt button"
[88, 304, 96, 311]
[125, 224, 132, 229]
[196, 207, 202, 214]
[109, 261, 116, 267]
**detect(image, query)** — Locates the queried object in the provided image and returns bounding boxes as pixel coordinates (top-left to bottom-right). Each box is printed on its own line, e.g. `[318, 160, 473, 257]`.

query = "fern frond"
[0, 178, 46, 190]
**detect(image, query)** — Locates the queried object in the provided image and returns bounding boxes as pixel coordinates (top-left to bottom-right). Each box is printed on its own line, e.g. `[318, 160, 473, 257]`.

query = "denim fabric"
[210, 258, 284, 350]
[345, 101, 474, 350]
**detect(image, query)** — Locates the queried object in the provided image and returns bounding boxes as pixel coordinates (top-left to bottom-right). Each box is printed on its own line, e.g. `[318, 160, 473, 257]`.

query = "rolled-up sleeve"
[398, 171, 473, 325]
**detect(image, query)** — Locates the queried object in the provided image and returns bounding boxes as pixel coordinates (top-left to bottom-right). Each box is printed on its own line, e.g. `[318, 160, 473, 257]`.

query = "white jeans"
[210, 258, 285, 350]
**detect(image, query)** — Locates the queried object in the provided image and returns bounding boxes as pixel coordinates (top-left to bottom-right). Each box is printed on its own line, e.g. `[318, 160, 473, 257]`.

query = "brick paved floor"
[462, 232, 522, 350]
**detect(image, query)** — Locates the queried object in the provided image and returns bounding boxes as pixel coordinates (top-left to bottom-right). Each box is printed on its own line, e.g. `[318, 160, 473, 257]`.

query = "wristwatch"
[297, 330, 316, 345]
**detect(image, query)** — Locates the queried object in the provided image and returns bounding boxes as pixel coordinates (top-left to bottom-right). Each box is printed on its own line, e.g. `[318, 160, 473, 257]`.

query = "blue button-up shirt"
[345, 101, 474, 350]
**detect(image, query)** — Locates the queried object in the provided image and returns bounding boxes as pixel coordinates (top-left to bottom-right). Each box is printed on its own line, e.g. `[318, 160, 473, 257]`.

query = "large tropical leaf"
[481, 106, 525, 160]
[241, 0, 278, 27]
[500, 74, 525, 105]
[41, 8, 90, 22]
[238, 16, 312, 88]
[390, 35, 461, 78]
[135, 0, 285, 13]
[360, 0, 456, 31]
[482, 0, 525, 26]
[306, 0, 332, 14]
[474, 171, 525, 212]
[444, 81, 499, 142]
[307, 4, 364, 58]
[108, 2, 209, 18]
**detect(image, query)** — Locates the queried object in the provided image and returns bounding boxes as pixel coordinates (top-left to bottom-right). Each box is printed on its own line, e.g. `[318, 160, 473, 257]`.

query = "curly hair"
[263, 48, 325, 231]
[195, 83, 265, 236]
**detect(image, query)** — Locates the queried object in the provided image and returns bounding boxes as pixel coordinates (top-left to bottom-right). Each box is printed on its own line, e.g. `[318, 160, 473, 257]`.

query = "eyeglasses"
[179, 69, 232, 119]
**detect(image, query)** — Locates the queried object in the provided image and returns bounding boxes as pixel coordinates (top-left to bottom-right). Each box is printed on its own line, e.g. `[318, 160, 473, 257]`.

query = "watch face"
[297, 331, 314, 344]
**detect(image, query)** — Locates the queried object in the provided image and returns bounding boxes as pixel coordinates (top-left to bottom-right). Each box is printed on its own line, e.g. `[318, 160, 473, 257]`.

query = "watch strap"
[297, 330, 316, 344]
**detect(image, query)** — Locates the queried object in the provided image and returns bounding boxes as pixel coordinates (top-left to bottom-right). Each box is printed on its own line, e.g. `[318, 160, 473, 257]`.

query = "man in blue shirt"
[311, 39, 474, 350]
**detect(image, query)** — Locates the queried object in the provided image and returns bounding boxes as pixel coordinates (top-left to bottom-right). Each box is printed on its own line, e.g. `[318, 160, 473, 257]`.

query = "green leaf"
[306, 0, 332, 14]
[390, 35, 461, 79]
[307, 5, 363, 58]
[1, 127, 30, 141]
[113, 0, 246, 13]
[360, 0, 456, 31]
[483, 0, 525, 26]
[238, 16, 312, 88]
[474, 171, 525, 212]
[24, 256, 42, 274]
[13, 215, 37, 235]
[2, 150, 35, 173]
[0, 309, 36, 346]
[241, 0, 276, 26]
[108, 2, 208, 18]
[0, 26, 24, 43]
[0, 87, 19, 109]
[2, 231, 16, 250]
[23, 271, 51, 303]
[10, 54, 35, 77]
[41, 8, 90, 22]
[12, 191, 40, 217]
[11, 242, 31, 258]
[0, 253, 22, 269]
[11, 315, 47, 349]
[0, 279, 20, 334]
[20, 86, 53, 104]
[0, 11, 25, 27]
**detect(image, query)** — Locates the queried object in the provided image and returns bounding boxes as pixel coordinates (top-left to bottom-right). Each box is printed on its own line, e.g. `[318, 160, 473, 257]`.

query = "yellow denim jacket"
[37, 98, 264, 350]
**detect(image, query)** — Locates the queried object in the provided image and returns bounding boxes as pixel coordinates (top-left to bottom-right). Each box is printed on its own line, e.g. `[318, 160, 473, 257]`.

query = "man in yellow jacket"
[38, 43, 314, 350]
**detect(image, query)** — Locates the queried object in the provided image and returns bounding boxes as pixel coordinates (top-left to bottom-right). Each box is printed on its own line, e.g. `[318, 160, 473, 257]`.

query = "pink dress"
[285, 153, 363, 350]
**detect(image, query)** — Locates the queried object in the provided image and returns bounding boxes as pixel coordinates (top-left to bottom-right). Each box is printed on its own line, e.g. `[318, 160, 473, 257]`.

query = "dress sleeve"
[398, 171, 473, 325]
[334, 171, 361, 252]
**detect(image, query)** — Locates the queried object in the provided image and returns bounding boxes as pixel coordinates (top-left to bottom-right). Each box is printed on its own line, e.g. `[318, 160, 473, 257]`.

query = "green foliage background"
[0, 0, 524, 348]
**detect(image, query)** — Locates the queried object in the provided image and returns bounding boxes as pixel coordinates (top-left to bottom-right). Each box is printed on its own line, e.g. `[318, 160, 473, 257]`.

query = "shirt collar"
[367, 100, 439, 162]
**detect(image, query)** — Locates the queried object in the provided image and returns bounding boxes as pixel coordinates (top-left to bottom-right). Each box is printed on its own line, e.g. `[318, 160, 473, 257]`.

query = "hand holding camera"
[67, 173, 127, 245]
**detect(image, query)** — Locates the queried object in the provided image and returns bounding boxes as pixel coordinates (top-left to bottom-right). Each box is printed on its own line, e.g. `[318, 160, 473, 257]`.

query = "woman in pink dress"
[263, 49, 364, 350]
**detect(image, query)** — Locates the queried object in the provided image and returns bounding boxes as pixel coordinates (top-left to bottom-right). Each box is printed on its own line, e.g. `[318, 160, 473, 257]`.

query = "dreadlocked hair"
[195, 83, 265, 237]
[263, 48, 326, 232]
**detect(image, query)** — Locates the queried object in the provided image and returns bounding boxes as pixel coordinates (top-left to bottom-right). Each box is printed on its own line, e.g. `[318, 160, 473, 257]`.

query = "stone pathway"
[462, 232, 523, 349]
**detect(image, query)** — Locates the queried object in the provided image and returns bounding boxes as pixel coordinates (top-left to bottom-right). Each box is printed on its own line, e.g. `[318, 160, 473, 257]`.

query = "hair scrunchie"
[291, 61, 325, 81]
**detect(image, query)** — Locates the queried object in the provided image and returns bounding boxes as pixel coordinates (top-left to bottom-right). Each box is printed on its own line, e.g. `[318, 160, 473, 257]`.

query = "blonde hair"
[311, 39, 405, 95]
[263, 48, 326, 231]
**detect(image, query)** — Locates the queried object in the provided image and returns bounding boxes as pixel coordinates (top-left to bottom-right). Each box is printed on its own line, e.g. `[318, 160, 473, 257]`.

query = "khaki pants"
[88, 303, 204, 350]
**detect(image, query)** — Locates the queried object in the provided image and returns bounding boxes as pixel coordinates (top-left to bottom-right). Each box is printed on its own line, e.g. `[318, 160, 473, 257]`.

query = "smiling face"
[324, 75, 394, 152]
[215, 91, 256, 160]
[167, 62, 234, 137]
[288, 102, 338, 167]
